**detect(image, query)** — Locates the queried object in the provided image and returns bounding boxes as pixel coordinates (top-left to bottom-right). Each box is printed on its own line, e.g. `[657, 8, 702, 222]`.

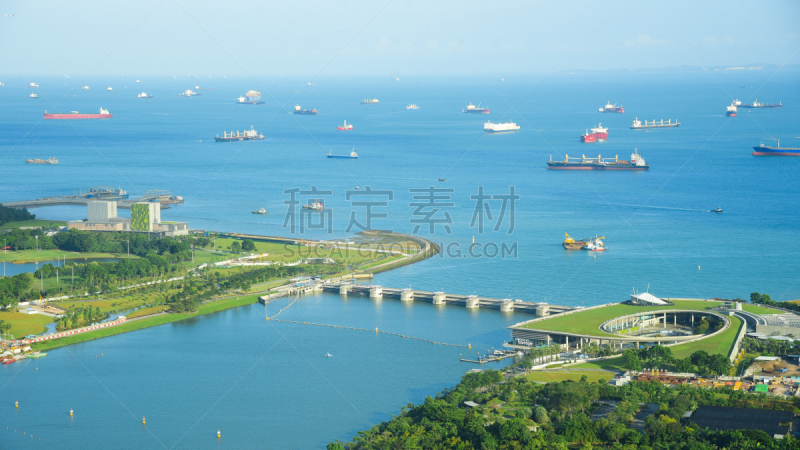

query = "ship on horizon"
[406, 103, 419, 110]
[293, 105, 317, 115]
[463, 102, 490, 114]
[361, 98, 379, 104]
[26, 157, 59, 165]
[739, 99, 781, 109]
[327, 149, 358, 159]
[138, 92, 153, 99]
[237, 90, 265, 104]
[43, 108, 112, 119]
[630, 118, 680, 129]
[598, 102, 624, 113]
[215, 126, 264, 142]
[29, 82, 38, 88]
[484, 120, 520, 133]
[752, 138, 800, 156]
[547, 149, 649, 170]
[195, 86, 214, 90]
[178, 89, 201, 97]
[581, 123, 608, 142]
[30, 93, 38, 99]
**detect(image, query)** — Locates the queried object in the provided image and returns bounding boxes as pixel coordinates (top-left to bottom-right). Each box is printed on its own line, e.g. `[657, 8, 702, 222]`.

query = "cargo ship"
[726, 104, 737, 117]
[752, 138, 800, 156]
[739, 99, 781, 108]
[43, 108, 112, 119]
[563, 233, 586, 250]
[327, 149, 358, 159]
[406, 104, 419, 110]
[252, 208, 268, 214]
[484, 120, 520, 133]
[463, 102, 490, 114]
[293, 105, 317, 115]
[178, 89, 201, 97]
[581, 123, 608, 142]
[361, 98, 379, 104]
[215, 126, 264, 142]
[546, 149, 649, 170]
[138, 92, 153, 98]
[236, 96, 265, 105]
[630, 118, 680, 129]
[26, 157, 59, 164]
[598, 102, 624, 113]
[337, 120, 353, 130]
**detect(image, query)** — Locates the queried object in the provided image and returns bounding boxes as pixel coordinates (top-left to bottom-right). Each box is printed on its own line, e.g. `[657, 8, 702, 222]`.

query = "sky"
[0, 0, 798, 77]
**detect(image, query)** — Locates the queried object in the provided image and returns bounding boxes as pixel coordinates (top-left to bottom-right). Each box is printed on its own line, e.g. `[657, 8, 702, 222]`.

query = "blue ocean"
[1, 71, 798, 448]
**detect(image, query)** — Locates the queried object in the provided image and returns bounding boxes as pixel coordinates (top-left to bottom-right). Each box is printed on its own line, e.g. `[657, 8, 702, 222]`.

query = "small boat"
[337, 120, 353, 130]
[303, 201, 324, 211]
[327, 149, 358, 159]
[81, 86, 89, 90]
[583, 236, 606, 252]
[136, 80, 141, 83]
[711, 207, 723, 213]
[107, 86, 113, 91]
[406, 103, 419, 110]
[354, 186, 360, 190]
[438, 178, 447, 182]
[30, 93, 38, 98]
[138, 92, 153, 98]
[252, 208, 268, 214]
[325, 353, 333, 357]
[563, 233, 586, 250]
[29, 82, 38, 88]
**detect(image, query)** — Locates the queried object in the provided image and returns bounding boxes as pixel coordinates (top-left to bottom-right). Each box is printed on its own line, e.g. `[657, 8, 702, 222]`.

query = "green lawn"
[521, 300, 724, 336]
[0, 219, 66, 230]
[0, 311, 54, 338]
[670, 316, 743, 359]
[571, 358, 627, 372]
[740, 304, 785, 315]
[0, 249, 138, 263]
[201, 237, 410, 265]
[525, 370, 617, 383]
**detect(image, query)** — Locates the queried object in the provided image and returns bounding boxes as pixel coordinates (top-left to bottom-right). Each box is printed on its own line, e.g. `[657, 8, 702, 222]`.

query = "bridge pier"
[535, 305, 550, 316]
[466, 295, 479, 309]
[369, 286, 383, 298]
[339, 284, 350, 295]
[500, 300, 514, 312]
[432, 292, 446, 305]
[400, 289, 414, 302]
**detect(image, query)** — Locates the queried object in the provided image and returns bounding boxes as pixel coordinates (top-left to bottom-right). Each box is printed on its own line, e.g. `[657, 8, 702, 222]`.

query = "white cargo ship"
[484, 121, 520, 133]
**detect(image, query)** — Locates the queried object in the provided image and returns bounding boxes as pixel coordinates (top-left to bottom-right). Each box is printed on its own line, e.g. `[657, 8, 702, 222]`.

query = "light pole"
[35, 235, 39, 252]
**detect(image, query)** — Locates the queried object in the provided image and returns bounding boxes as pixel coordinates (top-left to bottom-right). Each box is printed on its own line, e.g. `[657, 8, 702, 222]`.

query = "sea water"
[0, 72, 798, 447]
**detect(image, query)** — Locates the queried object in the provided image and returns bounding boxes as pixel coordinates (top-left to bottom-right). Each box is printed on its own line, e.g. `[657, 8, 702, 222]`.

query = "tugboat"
[293, 105, 317, 115]
[215, 126, 264, 142]
[406, 103, 419, 110]
[327, 149, 358, 159]
[580, 124, 608, 142]
[252, 208, 268, 214]
[752, 138, 800, 156]
[303, 201, 324, 211]
[726, 104, 737, 117]
[463, 102, 490, 114]
[563, 233, 587, 250]
[711, 207, 723, 213]
[337, 120, 353, 130]
[598, 102, 624, 113]
[583, 236, 606, 251]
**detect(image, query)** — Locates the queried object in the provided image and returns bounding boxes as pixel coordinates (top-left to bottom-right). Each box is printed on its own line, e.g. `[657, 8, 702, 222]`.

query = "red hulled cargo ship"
[580, 123, 608, 142]
[726, 104, 737, 117]
[44, 108, 112, 119]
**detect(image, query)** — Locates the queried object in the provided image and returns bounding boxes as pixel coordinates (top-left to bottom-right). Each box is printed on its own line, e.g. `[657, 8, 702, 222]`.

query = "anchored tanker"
[752, 139, 800, 156]
[581, 123, 608, 142]
[215, 126, 264, 142]
[463, 102, 490, 114]
[43, 108, 112, 119]
[484, 120, 520, 133]
[598, 101, 624, 113]
[547, 149, 649, 170]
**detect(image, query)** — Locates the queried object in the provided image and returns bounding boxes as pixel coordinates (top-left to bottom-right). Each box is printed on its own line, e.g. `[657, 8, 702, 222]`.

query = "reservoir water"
[1, 72, 799, 447]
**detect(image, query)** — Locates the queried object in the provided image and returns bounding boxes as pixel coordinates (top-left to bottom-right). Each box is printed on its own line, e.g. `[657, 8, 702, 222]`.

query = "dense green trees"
[241, 239, 256, 252]
[622, 345, 732, 377]
[0, 273, 34, 308]
[56, 305, 107, 331]
[0, 205, 35, 227]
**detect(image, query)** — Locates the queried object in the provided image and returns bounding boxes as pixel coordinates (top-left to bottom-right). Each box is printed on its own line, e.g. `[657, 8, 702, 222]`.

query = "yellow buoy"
[15, 401, 19, 408]
[142, 416, 146, 425]
[375, 327, 378, 333]
[70, 409, 73, 416]
[468, 343, 472, 349]
[217, 429, 221, 438]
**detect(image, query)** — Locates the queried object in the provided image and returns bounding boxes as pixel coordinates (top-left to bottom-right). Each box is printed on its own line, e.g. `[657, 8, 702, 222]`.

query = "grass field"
[201, 237, 411, 265]
[0, 310, 54, 337]
[125, 305, 168, 318]
[32, 295, 261, 351]
[571, 358, 628, 372]
[0, 249, 138, 263]
[521, 300, 725, 336]
[670, 316, 743, 359]
[740, 304, 786, 315]
[525, 369, 617, 383]
[0, 219, 66, 230]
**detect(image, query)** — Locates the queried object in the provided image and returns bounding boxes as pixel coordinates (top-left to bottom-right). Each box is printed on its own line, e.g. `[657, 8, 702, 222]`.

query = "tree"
[623, 349, 642, 371]
[241, 239, 256, 252]
[230, 241, 241, 254]
[534, 406, 549, 424]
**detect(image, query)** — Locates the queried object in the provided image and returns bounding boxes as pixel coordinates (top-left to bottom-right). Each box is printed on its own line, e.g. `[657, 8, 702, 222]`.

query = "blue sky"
[0, 0, 798, 76]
